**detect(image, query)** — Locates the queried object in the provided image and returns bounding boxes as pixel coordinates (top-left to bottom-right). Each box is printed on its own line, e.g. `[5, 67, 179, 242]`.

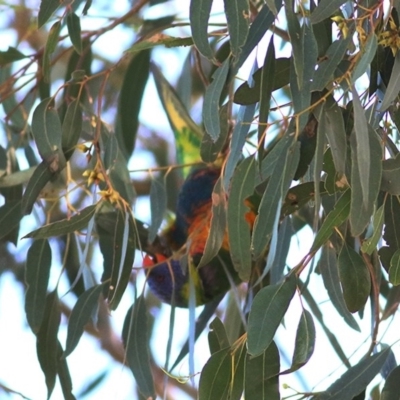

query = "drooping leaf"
[151, 63, 202, 167]
[208, 317, 230, 354]
[61, 99, 82, 161]
[64, 284, 104, 358]
[148, 177, 167, 243]
[236, 0, 282, 70]
[251, 134, 299, 259]
[38, 0, 62, 27]
[24, 205, 97, 239]
[223, 0, 249, 61]
[244, 341, 280, 400]
[319, 245, 360, 331]
[198, 346, 232, 400]
[203, 57, 230, 141]
[352, 34, 378, 84]
[0, 200, 22, 241]
[31, 97, 66, 172]
[42, 21, 62, 83]
[128, 36, 193, 53]
[247, 274, 297, 356]
[290, 310, 316, 372]
[25, 239, 52, 333]
[56, 341, 76, 400]
[349, 124, 382, 236]
[122, 296, 156, 399]
[36, 290, 61, 399]
[66, 12, 82, 54]
[361, 204, 385, 255]
[311, 189, 351, 252]
[21, 161, 55, 215]
[338, 243, 371, 313]
[315, 348, 390, 400]
[116, 50, 150, 158]
[189, 0, 215, 61]
[389, 249, 400, 285]
[228, 156, 255, 281]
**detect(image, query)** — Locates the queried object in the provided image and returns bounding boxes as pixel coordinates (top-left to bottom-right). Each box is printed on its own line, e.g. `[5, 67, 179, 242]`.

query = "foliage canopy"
[2, 0, 400, 399]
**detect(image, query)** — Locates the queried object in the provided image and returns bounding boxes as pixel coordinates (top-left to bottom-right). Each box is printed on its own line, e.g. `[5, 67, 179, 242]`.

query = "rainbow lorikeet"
[143, 166, 256, 307]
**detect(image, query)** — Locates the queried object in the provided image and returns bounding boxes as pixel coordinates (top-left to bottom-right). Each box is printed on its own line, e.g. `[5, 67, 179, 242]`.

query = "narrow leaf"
[66, 12, 82, 54]
[208, 317, 230, 354]
[203, 58, 230, 141]
[24, 205, 97, 239]
[117, 50, 150, 157]
[352, 34, 377, 84]
[61, 99, 82, 161]
[64, 284, 104, 358]
[0, 200, 22, 241]
[319, 245, 360, 331]
[361, 204, 385, 255]
[381, 153, 400, 195]
[338, 244, 371, 313]
[122, 296, 156, 399]
[148, 177, 167, 243]
[25, 239, 52, 333]
[38, 0, 61, 27]
[228, 156, 255, 281]
[247, 274, 297, 356]
[189, 0, 215, 61]
[43, 21, 62, 83]
[381, 365, 400, 400]
[223, 0, 250, 60]
[389, 249, 400, 286]
[315, 348, 390, 400]
[0, 47, 27, 65]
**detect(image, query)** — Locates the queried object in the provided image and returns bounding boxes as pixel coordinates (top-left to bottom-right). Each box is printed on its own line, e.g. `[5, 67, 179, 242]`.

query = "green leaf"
[381, 153, 400, 195]
[25, 239, 52, 333]
[189, 0, 215, 61]
[122, 296, 155, 399]
[319, 245, 360, 331]
[64, 284, 104, 358]
[227, 156, 255, 281]
[56, 342, 76, 400]
[324, 100, 347, 175]
[208, 317, 230, 354]
[43, 21, 62, 83]
[151, 64, 202, 167]
[66, 12, 82, 54]
[116, 50, 150, 158]
[36, 290, 61, 399]
[251, 134, 299, 259]
[311, 189, 351, 252]
[389, 249, 400, 286]
[380, 52, 400, 112]
[61, 99, 82, 161]
[349, 124, 382, 236]
[128, 36, 193, 53]
[31, 97, 66, 171]
[21, 161, 54, 215]
[24, 205, 97, 239]
[148, 177, 167, 243]
[310, 0, 348, 24]
[0, 47, 27, 65]
[361, 204, 385, 255]
[224, 0, 249, 60]
[233, 58, 290, 105]
[203, 58, 230, 141]
[338, 243, 371, 313]
[247, 274, 297, 356]
[236, 1, 282, 70]
[97, 209, 136, 310]
[381, 365, 400, 400]
[312, 36, 352, 91]
[315, 348, 390, 400]
[290, 310, 315, 371]
[200, 104, 229, 163]
[198, 178, 226, 268]
[198, 347, 232, 400]
[0, 200, 22, 241]
[244, 341, 280, 400]
[38, 0, 61, 27]
[352, 34, 377, 84]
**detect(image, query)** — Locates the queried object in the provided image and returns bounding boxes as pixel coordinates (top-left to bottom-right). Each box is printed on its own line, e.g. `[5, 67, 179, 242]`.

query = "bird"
[143, 166, 257, 307]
